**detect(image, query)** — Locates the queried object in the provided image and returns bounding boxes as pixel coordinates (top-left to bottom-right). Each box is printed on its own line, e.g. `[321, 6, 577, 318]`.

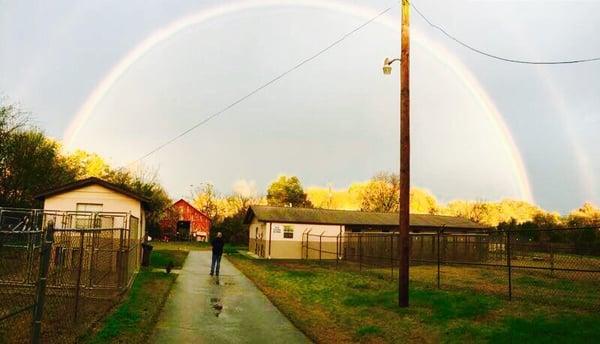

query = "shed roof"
[35, 177, 150, 205]
[244, 205, 487, 230]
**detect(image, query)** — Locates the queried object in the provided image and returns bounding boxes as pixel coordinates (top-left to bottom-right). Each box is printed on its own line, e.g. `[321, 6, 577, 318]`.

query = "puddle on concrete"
[210, 297, 223, 317]
[213, 277, 235, 286]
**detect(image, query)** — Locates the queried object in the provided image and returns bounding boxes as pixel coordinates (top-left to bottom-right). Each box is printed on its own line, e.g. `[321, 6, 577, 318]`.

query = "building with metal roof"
[244, 205, 487, 259]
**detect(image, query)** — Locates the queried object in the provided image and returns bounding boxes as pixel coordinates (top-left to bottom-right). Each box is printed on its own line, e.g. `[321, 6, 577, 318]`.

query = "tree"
[193, 183, 222, 222]
[0, 104, 79, 207]
[306, 183, 365, 210]
[266, 176, 312, 207]
[567, 203, 600, 227]
[121, 170, 172, 233]
[359, 172, 441, 214]
[360, 172, 399, 212]
[410, 188, 439, 214]
[211, 208, 248, 245]
[65, 150, 111, 178]
[531, 211, 562, 228]
[0, 100, 172, 230]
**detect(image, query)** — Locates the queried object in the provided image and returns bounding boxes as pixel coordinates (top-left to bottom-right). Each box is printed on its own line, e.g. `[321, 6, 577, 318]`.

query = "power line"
[411, 2, 600, 65]
[128, 6, 394, 166]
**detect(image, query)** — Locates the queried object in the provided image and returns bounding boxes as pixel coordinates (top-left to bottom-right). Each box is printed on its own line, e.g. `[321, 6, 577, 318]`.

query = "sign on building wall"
[272, 224, 282, 234]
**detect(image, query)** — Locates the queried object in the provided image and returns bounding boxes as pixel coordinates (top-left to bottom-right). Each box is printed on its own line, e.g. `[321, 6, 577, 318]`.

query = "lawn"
[150, 240, 247, 254]
[82, 266, 183, 343]
[150, 240, 211, 251]
[150, 249, 189, 270]
[228, 255, 600, 344]
[150, 240, 246, 255]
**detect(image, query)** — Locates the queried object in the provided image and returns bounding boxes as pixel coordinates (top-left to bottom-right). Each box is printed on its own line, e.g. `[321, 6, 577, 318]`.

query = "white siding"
[43, 184, 145, 240]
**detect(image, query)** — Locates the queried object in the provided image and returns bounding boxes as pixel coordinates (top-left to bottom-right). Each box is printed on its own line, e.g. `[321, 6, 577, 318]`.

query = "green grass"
[356, 325, 382, 337]
[150, 249, 188, 269]
[150, 241, 247, 255]
[449, 314, 600, 344]
[82, 268, 180, 343]
[224, 244, 245, 255]
[151, 241, 210, 251]
[227, 255, 600, 344]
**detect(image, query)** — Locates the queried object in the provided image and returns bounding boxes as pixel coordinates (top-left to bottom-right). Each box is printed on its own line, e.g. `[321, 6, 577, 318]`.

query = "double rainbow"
[62, 0, 535, 202]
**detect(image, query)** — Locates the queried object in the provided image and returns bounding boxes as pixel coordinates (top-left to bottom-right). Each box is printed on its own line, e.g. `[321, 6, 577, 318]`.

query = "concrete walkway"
[151, 251, 310, 344]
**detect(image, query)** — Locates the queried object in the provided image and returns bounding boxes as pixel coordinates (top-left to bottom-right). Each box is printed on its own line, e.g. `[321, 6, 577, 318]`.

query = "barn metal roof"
[244, 205, 488, 230]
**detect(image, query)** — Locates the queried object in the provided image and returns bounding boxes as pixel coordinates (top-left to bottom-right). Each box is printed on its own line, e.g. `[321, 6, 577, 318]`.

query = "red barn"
[160, 199, 211, 241]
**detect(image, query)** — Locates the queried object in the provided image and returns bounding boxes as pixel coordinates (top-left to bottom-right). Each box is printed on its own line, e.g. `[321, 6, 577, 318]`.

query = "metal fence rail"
[303, 227, 600, 310]
[301, 231, 342, 261]
[0, 208, 142, 343]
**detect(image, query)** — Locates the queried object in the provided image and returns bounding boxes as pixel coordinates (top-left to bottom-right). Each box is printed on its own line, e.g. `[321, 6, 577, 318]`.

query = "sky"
[0, 0, 599, 213]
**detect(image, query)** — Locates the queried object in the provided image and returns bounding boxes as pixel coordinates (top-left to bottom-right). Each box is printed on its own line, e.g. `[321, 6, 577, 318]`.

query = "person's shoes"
[210, 272, 213, 276]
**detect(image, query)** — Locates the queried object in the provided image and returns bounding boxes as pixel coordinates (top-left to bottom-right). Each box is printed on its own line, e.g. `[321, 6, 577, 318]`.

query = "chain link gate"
[0, 208, 140, 343]
[0, 208, 52, 343]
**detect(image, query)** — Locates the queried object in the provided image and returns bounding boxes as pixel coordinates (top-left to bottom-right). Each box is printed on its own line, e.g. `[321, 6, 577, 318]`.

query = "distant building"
[244, 205, 488, 259]
[160, 199, 211, 241]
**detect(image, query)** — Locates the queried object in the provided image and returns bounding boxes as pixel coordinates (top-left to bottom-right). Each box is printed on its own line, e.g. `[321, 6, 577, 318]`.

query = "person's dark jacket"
[211, 237, 225, 255]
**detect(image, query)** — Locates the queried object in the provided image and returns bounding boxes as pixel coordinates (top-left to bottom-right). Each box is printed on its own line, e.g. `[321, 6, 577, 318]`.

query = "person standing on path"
[210, 232, 225, 276]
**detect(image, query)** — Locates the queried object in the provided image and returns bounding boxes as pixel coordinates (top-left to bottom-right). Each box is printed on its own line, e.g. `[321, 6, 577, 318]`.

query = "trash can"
[141, 243, 153, 267]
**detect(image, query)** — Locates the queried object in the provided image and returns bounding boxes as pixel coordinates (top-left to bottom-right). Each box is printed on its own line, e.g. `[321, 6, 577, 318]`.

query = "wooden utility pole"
[398, 0, 410, 308]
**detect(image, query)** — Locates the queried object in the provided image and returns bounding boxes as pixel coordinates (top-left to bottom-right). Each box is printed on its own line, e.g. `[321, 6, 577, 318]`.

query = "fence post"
[32, 220, 54, 344]
[305, 233, 309, 260]
[88, 231, 96, 287]
[336, 233, 340, 267]
[301, 232, 305, 260]
[358, 234, 362, 271]
[74, 230, 85, 323]
[549, 240, 555, 275]
[319, 233, 322, 261]
[437, 229, 441, 289]
[506, 230, 512, 301]
[119, 228, 125, 287]
[390, 233, 394, 280]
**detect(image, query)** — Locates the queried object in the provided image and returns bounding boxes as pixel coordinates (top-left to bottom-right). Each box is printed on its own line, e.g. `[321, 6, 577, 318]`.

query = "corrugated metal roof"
[244, 205, 487, 229]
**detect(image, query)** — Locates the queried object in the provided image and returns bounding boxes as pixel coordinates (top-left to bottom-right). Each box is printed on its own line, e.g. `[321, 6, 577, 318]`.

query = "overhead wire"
[129, 1, 600, 166]
[410, 1, 600, 65]
[127, 5, 394, 166]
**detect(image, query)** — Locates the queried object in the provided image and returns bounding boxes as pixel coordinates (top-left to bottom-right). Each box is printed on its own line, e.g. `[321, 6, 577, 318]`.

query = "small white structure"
[35, 177, 148, 241]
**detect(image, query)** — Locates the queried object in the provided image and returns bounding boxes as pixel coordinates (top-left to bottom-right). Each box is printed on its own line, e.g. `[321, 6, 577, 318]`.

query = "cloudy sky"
[1, 0, 599, 213]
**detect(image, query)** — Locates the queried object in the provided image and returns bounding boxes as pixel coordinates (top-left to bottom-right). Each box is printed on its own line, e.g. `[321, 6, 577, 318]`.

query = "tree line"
[0, 102, 171, 231]
[2, 100, 598, 245]
[306, 172, 600, 228]
[191, 172, 599, 244]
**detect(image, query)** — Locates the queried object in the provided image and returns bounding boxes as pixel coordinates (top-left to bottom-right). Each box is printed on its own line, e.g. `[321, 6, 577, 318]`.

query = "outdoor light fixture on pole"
[382, 58, 400, 75]
[382, 0, 410, 308]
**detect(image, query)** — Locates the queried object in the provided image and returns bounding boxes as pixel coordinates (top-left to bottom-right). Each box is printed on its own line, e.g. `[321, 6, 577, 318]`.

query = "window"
[75, 203, 103, 228]
[76, 203, 103, 212]
[283, 225, 294, 239]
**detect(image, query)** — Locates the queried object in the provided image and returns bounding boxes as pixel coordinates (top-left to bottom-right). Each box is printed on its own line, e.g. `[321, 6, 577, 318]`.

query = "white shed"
[35, 177, 148, 241]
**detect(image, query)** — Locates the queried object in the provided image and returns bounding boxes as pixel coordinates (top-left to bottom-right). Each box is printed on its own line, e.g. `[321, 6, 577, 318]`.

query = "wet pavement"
[151, 251, 311, 343]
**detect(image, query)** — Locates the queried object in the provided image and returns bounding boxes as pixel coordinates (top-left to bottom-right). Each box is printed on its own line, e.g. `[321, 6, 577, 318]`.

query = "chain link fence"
[0, 208, 44, 343]
[303, 227, 600, 310]
[0, 208, 141, 343]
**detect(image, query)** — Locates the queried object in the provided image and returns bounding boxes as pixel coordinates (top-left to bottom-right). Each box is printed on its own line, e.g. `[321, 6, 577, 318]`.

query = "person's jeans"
[210, 252, 222, 275]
